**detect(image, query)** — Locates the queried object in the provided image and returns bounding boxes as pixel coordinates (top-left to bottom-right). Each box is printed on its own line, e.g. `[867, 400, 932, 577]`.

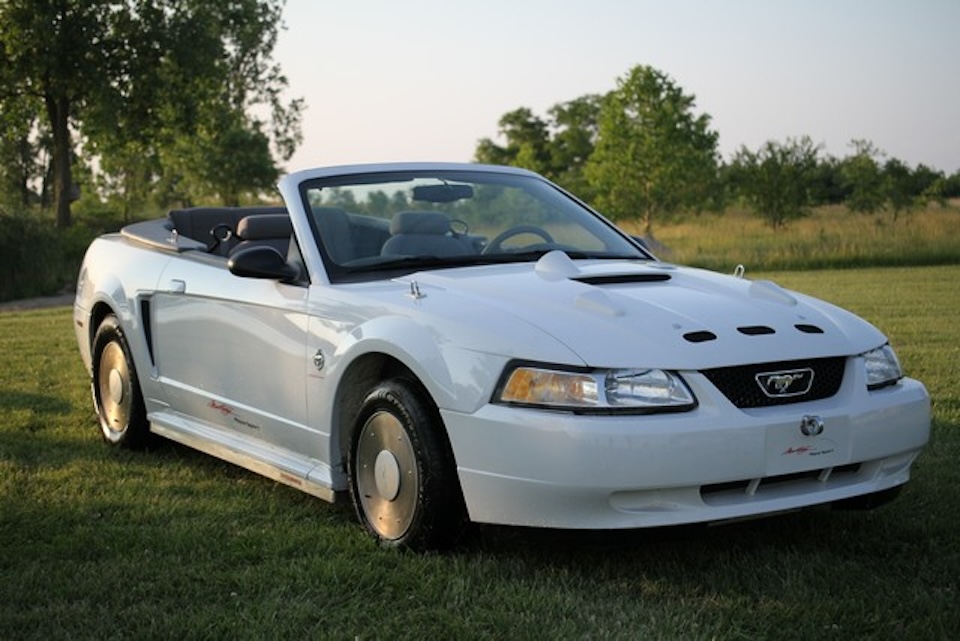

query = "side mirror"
[228, 246, 299, 282]
[630, 235, 649, 249]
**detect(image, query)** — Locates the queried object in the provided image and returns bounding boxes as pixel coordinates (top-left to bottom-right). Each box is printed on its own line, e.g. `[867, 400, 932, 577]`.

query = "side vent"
[140, 298, 155, 366]
[795, 324, 825, 334]
[737, 325, 775, 336]
[684, 331, 717, 343]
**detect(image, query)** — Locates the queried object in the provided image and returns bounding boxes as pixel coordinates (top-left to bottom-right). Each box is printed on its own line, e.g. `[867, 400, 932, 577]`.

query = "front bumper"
[443, 376, 930, 529]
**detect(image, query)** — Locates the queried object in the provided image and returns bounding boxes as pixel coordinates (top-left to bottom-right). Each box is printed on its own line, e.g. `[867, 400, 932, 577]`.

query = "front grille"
[702, 357, 845, 408]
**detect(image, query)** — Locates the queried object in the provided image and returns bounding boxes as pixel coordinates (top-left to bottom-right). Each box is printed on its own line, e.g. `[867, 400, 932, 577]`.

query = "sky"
[274, 0, 960, 174]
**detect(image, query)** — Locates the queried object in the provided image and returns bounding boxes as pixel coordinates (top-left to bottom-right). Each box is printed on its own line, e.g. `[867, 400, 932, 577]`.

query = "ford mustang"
[73, 163, 930, 549]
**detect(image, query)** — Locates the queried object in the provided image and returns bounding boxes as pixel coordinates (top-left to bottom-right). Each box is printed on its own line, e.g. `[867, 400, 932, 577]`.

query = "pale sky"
[274, 0, 960, 174]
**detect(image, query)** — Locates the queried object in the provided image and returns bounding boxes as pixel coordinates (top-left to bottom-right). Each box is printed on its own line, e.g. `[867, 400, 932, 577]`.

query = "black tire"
[348, 379, 466, 550]
[91, 315, 150, 449]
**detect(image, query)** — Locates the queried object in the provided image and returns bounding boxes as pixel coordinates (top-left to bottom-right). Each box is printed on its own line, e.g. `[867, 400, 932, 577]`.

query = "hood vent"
[684, 331, 717, 343]
[573, 273, 671, 286]
[738, 325, 775, 336]
[795, 323, 824, 334]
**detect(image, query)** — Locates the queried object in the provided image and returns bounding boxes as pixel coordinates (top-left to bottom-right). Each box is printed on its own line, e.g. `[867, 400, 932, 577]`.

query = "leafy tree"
[883, 158, 920, 222]
[910, 163, 947, 207]
[584, 65, 719, 235]
[0, 0, 111, 226]
[546, 94, 602, 198]
[474, 108, 552, 175]
[0, 0, 302, 224]
[943, 170, 960, 199]
[807, 155, 849, 205]
[474, 96, 601, 197]
[0, 92, 44, 212]
[729, 137, 821, 229]
[841, 139, 886, 215]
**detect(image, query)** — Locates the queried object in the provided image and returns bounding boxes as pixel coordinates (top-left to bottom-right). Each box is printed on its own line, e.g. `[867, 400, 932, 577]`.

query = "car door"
[150, 254, 320, 457]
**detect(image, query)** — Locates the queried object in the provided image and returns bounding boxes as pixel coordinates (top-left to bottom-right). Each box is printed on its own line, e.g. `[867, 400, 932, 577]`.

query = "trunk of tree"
[45, 93, 73, 228]
[16, 137, 33, 208]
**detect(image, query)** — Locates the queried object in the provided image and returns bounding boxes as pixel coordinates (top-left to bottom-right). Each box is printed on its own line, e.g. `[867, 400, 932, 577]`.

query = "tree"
[0, 0, 302, 223]
[474, 108, 552, 175]
[474, 97, 601, 198]
[944, 170, 960, 199]
[883, 158, 919, 222]
[910, 163, 947, 207]
[729, 137, 821, 229]
[807, 154, 849, 205]
[584, 65, 719, 235]
[0, 92, 44, 212]
[841, 139, 886, 215]
[0, 0, 111, 226]
[546, 94, 602, 199]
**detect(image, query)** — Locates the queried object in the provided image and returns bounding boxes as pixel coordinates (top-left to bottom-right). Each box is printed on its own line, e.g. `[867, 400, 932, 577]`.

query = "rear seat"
[232, 214, 294, 256]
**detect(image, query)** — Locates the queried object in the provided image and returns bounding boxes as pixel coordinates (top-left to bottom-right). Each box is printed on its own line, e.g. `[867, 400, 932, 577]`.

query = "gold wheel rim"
[356, 410, 419, 540]
[97, 341, 131, 434]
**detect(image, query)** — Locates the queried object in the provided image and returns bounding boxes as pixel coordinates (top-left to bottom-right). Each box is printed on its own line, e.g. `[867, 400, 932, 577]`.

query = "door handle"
[168, 279, 186, 294]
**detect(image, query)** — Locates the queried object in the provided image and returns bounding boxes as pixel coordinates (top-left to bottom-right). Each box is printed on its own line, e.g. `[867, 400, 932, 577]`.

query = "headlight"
[863, 344, 902, 390]
[496, 364, 696, 413]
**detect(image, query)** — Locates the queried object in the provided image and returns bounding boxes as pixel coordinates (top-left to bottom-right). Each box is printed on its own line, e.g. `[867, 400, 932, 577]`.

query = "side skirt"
[149, 411, 336, 503]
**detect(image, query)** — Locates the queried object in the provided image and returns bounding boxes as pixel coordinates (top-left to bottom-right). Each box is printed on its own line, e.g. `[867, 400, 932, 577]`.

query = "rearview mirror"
[412, 183, 474, 203]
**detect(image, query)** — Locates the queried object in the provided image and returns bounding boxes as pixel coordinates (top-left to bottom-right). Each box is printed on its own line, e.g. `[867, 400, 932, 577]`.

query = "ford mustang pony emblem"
[756, 368, 815, 397]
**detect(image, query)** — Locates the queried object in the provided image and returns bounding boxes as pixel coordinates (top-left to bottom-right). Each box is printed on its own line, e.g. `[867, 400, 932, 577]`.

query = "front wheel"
[91, 315, 150, 448]
[348, 379, 465, 550]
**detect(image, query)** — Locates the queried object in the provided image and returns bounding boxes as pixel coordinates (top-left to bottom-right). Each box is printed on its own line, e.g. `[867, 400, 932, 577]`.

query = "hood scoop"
[535, 250, 581, 280]
[534, 250, 671, 286]
[573, 273, 670, 285]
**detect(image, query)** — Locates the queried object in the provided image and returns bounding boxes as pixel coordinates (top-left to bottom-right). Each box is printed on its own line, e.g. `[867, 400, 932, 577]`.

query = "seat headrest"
[236, 214, 293, 240]
[390, 211, 451, 236]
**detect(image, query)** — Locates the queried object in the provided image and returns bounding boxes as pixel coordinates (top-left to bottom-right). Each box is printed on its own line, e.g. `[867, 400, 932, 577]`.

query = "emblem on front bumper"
[799, 415, 825, 436]
[755, 368, 814, 398]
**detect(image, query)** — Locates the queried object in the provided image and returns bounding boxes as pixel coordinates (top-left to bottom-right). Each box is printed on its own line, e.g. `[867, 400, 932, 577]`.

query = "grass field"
[619, 202, 960, 272]
[1, 267, 958, 639]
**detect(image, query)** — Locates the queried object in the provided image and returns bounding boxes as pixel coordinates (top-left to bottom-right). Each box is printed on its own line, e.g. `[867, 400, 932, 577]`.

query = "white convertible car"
[74, 163, 930, 549]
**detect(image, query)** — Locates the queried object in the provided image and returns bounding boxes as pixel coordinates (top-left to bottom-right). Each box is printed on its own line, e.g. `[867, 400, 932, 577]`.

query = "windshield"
[299, 169, 648, 281]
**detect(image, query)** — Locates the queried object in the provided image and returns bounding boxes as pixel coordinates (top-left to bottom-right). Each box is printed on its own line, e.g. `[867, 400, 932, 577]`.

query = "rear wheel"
[348, 379, 465, 550]
[92, 315, 149, 448]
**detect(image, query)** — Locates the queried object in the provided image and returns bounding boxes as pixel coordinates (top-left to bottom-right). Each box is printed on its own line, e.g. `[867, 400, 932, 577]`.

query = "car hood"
[396, 252, 887, 370]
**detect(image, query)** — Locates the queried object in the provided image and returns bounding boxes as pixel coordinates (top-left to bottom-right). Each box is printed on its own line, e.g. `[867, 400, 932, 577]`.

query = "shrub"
[0, 212, 111, 302]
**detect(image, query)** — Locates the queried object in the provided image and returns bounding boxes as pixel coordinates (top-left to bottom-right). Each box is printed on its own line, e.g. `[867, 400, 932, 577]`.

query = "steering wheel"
[482, 225, 555, 255]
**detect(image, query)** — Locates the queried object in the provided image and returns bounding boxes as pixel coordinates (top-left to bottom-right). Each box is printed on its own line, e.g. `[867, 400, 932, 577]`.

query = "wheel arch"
[89, 300, 117, 350]
[331, 352, 444, 480]
[324, 314, 506, 486]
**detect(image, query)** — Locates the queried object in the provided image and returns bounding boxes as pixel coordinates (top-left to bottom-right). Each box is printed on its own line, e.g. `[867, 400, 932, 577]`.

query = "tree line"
[0, 0, 302, 228]
[475, 65, 960, 234]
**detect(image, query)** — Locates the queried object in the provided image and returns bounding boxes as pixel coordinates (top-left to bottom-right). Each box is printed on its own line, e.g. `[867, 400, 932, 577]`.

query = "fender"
[74, 235, 174, 408]
[328, 314, 491, 414]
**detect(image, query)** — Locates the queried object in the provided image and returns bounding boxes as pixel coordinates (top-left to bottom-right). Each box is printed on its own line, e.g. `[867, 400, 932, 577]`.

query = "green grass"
[2, 268, 958, 640]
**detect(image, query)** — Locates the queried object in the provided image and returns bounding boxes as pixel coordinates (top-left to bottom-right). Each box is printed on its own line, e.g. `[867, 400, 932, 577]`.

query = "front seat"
[380, 211, 472, 257]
